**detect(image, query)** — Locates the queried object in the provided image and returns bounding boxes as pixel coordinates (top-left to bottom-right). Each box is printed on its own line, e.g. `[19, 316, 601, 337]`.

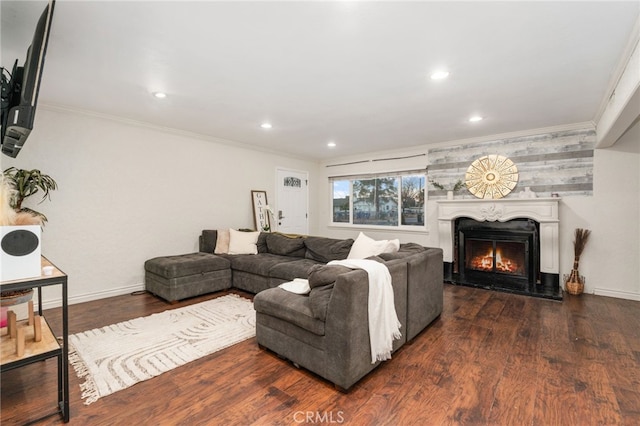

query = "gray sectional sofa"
[145, 230, 443, 390]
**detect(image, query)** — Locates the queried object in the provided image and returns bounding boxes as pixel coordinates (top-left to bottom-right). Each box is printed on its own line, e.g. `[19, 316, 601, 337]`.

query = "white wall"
[589, 120, 640, 299]
[2, 107, 319, 307]
[317, 123, 640, 301]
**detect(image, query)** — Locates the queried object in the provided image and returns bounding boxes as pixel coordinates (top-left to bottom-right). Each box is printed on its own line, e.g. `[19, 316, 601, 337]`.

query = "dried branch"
[573, 228, 591, 258]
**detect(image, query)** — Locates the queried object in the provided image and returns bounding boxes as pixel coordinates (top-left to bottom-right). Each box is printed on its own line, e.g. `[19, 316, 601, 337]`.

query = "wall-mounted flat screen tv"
[1, 0, 55, 158]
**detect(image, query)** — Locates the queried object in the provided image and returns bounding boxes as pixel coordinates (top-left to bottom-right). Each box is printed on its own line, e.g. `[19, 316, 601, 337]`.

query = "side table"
[1, 256, 69, 423]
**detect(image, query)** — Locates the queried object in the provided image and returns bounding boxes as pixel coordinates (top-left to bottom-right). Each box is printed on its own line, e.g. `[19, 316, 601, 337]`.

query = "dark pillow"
[200, 230, 218, 253]
[256, 232, 269, 253]
[307, 264, 352, 289]
[265, 233, 306, 257]
[307, 264, 352, 320]
[398, 242, 426, 252]
[378, 243, 426, 260]
[309, 284, 334, 322]
[304, 237, 354, 263]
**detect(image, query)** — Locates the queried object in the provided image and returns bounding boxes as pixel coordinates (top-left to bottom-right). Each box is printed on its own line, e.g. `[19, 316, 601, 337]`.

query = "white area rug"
[69, 294, 255, 405]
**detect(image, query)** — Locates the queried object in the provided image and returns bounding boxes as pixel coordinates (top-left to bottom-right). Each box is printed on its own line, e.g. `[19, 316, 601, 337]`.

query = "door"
[276, 168, 308, 234]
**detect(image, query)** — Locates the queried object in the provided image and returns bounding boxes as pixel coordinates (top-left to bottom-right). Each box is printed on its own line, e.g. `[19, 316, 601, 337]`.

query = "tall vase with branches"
[565, 228, 591, 295]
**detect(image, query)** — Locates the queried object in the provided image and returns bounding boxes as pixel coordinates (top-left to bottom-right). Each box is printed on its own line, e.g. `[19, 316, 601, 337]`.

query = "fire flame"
[469, 248, 519, 273]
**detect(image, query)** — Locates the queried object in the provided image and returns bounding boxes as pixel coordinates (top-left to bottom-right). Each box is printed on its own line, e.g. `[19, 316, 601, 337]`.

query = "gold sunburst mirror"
[465, 155, 519, 199]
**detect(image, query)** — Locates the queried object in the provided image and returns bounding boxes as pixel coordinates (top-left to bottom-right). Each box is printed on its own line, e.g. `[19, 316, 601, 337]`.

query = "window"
[330, 171, 425, 228]
[332, 180, 350, 223]
[400, 175, 425, 226]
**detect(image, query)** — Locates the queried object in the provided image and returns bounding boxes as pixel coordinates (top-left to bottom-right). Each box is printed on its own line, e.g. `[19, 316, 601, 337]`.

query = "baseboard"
[39, 282, 146, 310]
[593, 288, 640, 301]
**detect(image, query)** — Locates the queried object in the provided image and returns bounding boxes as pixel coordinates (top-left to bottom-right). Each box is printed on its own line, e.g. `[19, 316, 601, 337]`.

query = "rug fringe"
[69, 344, 100, 405]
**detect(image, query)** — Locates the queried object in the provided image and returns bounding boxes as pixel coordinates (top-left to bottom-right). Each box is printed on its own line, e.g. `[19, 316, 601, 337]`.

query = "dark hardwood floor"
[1, 284, 639, 425]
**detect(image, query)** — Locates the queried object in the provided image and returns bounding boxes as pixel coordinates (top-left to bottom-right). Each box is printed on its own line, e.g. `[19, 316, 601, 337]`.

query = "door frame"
[275, 167, 309, 235]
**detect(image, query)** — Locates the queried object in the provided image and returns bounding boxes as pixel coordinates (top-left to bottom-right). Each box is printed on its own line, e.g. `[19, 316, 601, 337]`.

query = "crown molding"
[38, 103, 316, 163]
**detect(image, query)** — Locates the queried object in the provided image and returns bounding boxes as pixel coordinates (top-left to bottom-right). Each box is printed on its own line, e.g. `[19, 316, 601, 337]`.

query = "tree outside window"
[401, 175, 425, 226]
[353, 178, 398, 226]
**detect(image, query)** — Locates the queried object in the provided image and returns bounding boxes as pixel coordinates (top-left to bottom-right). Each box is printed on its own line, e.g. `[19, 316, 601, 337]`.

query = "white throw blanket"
[328, 259, 402, 363]
[278, 278, 311, 295]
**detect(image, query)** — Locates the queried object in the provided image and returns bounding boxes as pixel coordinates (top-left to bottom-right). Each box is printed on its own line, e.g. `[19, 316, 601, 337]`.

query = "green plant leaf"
[3, 167, 58, 217]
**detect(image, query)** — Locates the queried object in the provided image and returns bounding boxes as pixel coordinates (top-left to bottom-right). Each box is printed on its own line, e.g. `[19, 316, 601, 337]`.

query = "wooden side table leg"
[28, 300, 34, 326]
[16, 326, 25, 357]
[33, 315, 42, 342]
[8, 310, 17, 338]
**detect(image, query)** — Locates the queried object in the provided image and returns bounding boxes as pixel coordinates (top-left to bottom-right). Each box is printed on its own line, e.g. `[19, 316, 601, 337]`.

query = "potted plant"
[429, 178, 464, 199]
[1, 168, 57, 306]
[565, 228, 591, 295]
[2, 167, 58, 224]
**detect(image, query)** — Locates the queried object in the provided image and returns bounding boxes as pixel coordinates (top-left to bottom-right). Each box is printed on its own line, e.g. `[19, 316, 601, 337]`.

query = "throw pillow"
[384, 239, 400, 253]
[378, 243, 427, 260]
[308, 264, 352, 321]
[256, 232, 268, 253]
[265, 233, 306, 257]
[214, 229, 230, 254]
[347, 232, 391, 259]
[304, 237, 354, 263]
[228, 229, 260, 254]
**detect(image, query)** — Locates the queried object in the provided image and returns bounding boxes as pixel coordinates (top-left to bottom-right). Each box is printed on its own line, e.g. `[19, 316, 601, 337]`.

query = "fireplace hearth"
[437, 198, 562, 300]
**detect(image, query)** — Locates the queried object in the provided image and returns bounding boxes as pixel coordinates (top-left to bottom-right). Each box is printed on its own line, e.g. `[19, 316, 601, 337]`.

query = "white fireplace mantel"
[437, 198, 561, 274]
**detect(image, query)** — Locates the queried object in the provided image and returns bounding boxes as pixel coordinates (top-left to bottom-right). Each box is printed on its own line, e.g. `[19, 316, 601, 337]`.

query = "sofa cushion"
[144, 252, 230, 279]
[257, 232, 268, 253]
[254, 288, 325, 336]
[265, 233, 306, 257]
[307, 264, 353, 321]
[269, 258, 324, 281]
[307, 264, 353, 288]
[378, 243, 426, 260]
[227, 253, 298, 276]
[228, 229, 260, 254]
[304, 236, 354, 263]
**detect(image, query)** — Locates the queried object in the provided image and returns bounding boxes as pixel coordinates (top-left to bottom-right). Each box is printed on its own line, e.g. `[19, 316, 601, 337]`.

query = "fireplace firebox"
[455, 218, 540, 293]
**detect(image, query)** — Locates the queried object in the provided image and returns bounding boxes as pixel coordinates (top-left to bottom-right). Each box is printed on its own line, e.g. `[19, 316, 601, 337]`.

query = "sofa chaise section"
[254, 258, 409, 390]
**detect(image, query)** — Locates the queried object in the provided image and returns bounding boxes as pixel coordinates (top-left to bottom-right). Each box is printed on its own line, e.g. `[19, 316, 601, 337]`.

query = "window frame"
[329, 170, 427, 231]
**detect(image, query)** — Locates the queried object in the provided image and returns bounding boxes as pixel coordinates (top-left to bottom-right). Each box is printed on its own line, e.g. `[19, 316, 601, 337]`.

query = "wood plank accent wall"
[427, 128, 595, 199]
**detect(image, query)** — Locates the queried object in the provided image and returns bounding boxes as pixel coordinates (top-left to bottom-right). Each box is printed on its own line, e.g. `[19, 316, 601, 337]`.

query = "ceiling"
[2, 1, 638, 161]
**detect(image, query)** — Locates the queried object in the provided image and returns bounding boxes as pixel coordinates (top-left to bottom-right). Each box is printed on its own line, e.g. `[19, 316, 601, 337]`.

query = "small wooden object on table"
[4, 300, 43, 357]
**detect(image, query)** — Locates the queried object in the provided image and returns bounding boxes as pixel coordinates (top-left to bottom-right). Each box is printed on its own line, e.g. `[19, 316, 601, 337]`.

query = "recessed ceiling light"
[327, 141, 336, 148]
[153, 92, 167, 99]
[469, 115, 484, 122]
[260, 123, 272, 129]
[430, 71, 449, 80]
